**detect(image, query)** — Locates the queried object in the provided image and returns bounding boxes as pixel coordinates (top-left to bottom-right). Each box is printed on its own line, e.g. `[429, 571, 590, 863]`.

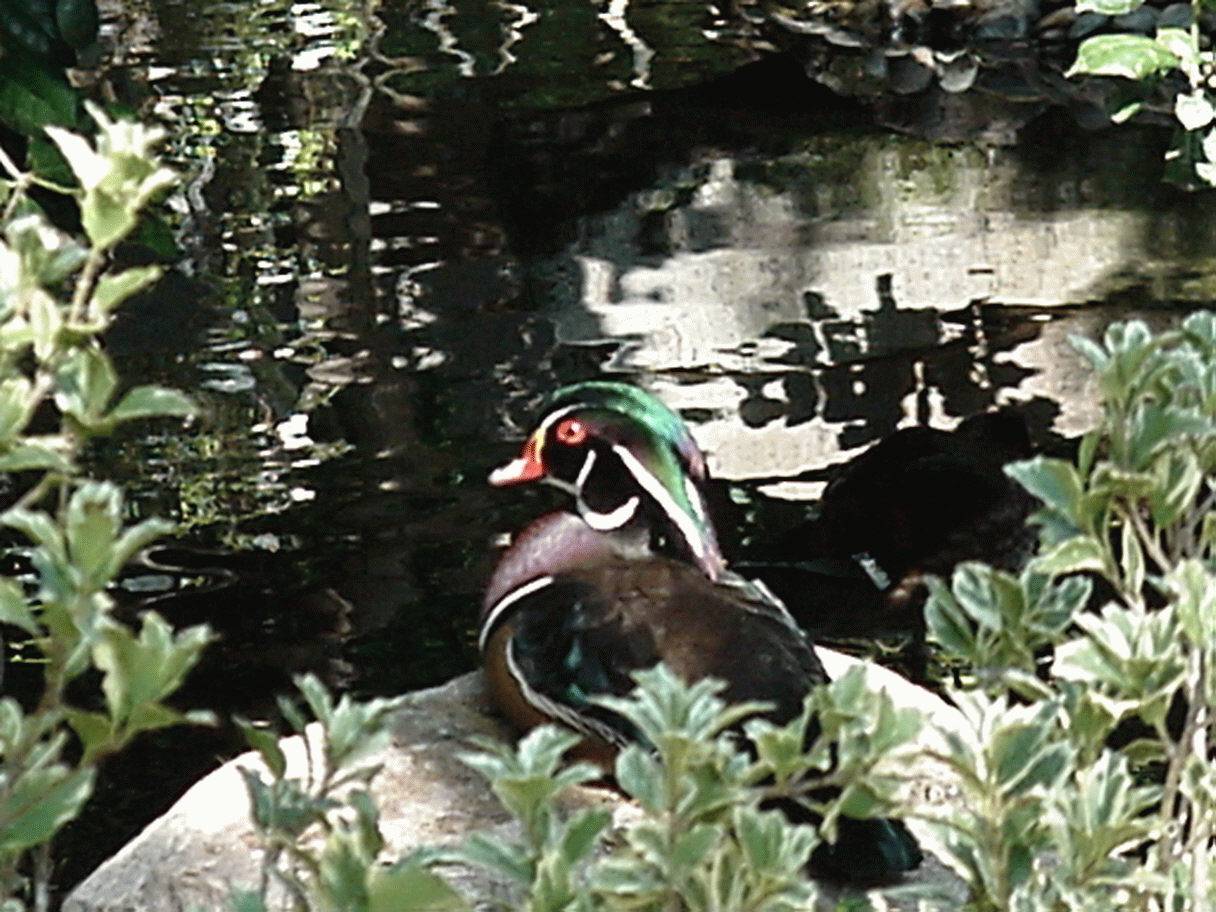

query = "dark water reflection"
[47, 0, 1216, 891]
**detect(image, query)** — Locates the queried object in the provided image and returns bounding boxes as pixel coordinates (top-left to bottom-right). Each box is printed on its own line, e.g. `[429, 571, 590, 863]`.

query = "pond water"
[45, 0, 1216, 893]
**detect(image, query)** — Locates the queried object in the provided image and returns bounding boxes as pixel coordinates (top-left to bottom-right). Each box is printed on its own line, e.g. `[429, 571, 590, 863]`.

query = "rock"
[1158, 3, 1193, 29]
[1112, 5, 1158, 33]
[65, 653, 969, 912]
[888, 53, 937, 94]
[1067, 11, 1108, 39]
[937, 50, 980, 94]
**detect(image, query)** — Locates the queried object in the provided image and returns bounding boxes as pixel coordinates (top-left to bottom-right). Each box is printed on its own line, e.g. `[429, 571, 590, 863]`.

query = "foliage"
[1066, 0, 1216, 187]
[925, 311, 1216, 910]
[228, 312, 1215, 912]
[433, 663, 921, 912]
[0, 107, 205, 907]
[377, 313, 1216, 912]
[0, 0, 100, 197]
[229, 675, 467, 912]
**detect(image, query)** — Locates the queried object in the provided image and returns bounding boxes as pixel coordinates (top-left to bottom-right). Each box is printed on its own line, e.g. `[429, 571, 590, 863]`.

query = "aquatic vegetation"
[0, 106, 205, 906]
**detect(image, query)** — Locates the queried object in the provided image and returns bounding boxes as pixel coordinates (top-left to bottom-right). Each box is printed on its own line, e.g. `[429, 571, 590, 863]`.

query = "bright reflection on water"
[48, 0, 1216, 888]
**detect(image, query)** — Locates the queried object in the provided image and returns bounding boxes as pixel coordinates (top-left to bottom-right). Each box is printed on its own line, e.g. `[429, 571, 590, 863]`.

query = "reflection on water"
[49, 0, 1216, 891]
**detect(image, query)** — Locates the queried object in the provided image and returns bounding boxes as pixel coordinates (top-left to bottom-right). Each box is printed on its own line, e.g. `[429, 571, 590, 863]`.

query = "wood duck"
[481, 380, 922, 883]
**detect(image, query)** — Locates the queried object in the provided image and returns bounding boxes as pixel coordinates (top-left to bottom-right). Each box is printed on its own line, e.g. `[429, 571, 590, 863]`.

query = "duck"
[745, 409, 1037, 678]
[480, 380, 922, 883]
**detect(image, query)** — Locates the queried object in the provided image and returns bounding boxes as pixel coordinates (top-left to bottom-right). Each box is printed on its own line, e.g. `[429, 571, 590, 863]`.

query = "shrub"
[0, 105, 205, 908]
[924, 311, 1216, 910]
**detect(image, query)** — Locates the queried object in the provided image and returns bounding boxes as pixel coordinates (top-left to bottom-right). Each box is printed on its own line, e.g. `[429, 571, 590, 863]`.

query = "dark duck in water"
[746, 410, 1037, 677]
[481, 380, 922, 883]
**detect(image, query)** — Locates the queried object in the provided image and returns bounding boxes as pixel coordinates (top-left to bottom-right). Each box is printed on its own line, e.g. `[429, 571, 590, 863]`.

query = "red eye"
[554, 418, 588, 446]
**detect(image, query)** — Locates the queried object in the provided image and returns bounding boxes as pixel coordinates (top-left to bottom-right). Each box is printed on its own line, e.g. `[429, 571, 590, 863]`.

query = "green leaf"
[1075, 0, 1142, 13]
[925, 577, 977, 660]
[64, 708, 113, 759]
[3, 506, 66, 562]
[0, 577, 38, 636]
[1155, 28, 1199, 71]
[93, 612, 214, 734]
[0, 440, 73, 473]
[457, 832, 533, 884]
[90, 265, 162, 316]
[108, 385, 196, 423]
[295, 672, 335, 727]
[28, 289, 62, 362]
[66, 481, 122, 587]
[1005, 457, 1083, 523]
[559, 807, 611, 864]
[1067, 34, 1179, 80]
[110, 517, 173, 570]
[1149, 450, 1202, 526]
[1110, 99, 1143, 124]
[1176, 91, 1216, 132]
[235, 717, 287, 779]
[81, 187, 135, 250]
[0, 766, 94, 851]
[318, 830, 371, 912]
[1119, 519, 1145, 599]
[370, 860, 468, 912]
[1032, 535, 1106, 577]
[1070, 334, 1110, 371]
[0, 51, 79, 137]
[55, 345, 117, 425]
[55, 0, 100, 50]
[671, 823, 719, 870]
[615, 744, 664, 812]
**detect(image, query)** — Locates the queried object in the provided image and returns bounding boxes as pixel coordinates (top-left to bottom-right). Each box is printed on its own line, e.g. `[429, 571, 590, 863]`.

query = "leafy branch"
[0, 105, 209, 907]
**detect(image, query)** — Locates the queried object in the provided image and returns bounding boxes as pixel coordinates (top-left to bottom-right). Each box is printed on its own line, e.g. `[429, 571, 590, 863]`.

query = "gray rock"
[889, 53, 937, 95]
[1112, 5, 1158, 33]
[937, 50, 980, 94]
[1158, 3, 1193, 28]
[65, 651, 969, 912]
[1068, 11, 1109, 38]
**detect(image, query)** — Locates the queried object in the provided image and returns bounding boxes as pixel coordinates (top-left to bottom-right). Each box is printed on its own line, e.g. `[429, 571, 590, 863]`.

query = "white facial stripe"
[479, 575, 555, 652]
[612, 443, 708, 565]
[581, 494, 640, 530]
[575, 448, 598, 488]
[533, 403, 581, 450]
[683, 475, 709, 523]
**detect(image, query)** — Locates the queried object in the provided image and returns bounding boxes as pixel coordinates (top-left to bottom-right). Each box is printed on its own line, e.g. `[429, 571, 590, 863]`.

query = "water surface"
[47, 0, 1216, 891]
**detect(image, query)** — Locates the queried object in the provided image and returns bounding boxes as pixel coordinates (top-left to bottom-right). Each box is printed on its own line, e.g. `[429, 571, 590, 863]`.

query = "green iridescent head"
[490, 381, 724, 579]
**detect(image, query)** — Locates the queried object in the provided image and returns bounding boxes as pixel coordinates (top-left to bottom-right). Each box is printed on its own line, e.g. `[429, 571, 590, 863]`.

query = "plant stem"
[1158, 651, 1204, 870]
[32, 843, 51, 912]
[1124, 504, 1171, 585]
[69, 250, 106, 324]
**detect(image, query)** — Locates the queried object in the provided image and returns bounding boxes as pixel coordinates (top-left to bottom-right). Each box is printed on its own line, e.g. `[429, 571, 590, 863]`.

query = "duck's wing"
[500, 574, 661, 749]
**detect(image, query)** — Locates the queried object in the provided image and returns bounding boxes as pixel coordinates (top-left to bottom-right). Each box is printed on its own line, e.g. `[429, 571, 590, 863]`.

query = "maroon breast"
[483, 511, 624, 618]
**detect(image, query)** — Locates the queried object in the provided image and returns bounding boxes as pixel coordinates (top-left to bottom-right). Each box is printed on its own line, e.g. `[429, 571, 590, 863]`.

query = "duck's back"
[492, 554, 827, 746]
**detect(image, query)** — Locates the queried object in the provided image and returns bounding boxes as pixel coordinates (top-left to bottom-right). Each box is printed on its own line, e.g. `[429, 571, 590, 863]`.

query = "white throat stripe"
[582, 494, 640, 530]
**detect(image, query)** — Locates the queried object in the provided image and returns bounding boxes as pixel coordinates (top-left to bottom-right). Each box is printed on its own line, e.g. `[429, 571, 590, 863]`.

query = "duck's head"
[491, 381, 725, 580]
